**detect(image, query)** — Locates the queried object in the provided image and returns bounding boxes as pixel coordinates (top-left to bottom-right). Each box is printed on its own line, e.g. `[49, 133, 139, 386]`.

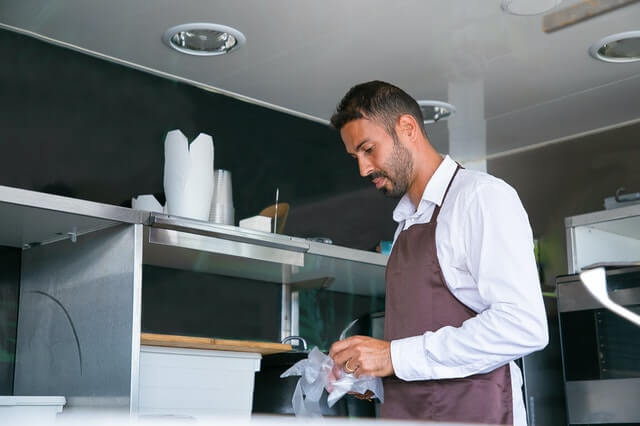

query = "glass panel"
[560, 310, 601, 381]
[294, 252, 386, 351]
[142, 224, 388, 347]
[598, 305, 640, 379]
[560, 306, 640, 381]
[141, 265, 281, 342]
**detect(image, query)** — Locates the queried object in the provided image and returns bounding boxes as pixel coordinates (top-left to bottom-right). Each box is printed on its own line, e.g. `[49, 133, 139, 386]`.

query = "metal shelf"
[0, 186, 387, 295]
[0, 185, 148, 248]
[142, 227, 294, 283]
[142, 227, 387, 296]
[149, 213, 308, 252]
[143, 214, 388, 296]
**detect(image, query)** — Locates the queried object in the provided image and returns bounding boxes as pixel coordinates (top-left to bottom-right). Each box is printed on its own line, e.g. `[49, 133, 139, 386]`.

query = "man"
[328, 81, 548, 425]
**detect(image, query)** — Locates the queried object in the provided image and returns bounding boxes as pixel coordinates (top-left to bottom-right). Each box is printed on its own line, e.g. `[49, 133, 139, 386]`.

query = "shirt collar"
[392, 155, 458, 223]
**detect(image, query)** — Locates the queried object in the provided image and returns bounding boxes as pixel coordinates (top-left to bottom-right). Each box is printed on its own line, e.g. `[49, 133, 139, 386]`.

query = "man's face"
[341, 118, 413, 198]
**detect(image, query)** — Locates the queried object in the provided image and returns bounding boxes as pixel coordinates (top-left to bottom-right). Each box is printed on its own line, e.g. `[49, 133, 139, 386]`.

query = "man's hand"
[329, 335, 394, 378]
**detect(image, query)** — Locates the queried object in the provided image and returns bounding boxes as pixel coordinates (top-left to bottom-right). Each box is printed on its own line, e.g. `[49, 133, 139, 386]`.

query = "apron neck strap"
[430, 163, 462, 223]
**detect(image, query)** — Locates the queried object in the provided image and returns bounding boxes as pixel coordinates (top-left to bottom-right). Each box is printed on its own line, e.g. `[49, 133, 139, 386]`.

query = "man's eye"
[364, 147, 373, 153]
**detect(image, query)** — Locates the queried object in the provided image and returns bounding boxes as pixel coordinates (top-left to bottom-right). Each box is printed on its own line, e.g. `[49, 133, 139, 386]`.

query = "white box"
[138, 345, 261, 418]
[239, 215, 272, 233]
[0, 396, 66, 423]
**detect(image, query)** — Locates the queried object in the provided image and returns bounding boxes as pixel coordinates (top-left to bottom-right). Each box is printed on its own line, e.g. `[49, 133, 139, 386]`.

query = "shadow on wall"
[488, 121, 640, 288]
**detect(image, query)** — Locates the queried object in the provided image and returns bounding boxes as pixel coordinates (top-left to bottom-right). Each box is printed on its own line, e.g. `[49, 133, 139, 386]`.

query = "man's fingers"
[329, 336, 394, 377]
[329, 335, 360, 358]
[332, 347, 361, 368]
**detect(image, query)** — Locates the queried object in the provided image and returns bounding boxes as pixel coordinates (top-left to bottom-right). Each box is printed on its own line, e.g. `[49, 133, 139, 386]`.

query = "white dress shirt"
[389, 155, 548, 426]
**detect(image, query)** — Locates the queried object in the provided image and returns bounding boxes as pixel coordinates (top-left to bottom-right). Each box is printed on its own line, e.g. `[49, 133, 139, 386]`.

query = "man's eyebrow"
[354, 139, 370, 152]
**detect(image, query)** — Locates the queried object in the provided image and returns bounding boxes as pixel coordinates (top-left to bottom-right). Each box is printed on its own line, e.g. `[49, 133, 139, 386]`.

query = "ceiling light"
[418, 101, 456, 124]
[589, 31, 640, 63]
[500, 0, 561, 16]
[162, 23, 246, 56]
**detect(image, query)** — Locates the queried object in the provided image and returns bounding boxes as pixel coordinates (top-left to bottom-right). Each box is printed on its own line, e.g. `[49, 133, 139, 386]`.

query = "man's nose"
[358, 157, 373, 178]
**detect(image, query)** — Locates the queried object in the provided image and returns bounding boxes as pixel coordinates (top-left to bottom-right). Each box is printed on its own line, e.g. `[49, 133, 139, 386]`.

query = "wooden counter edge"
[140, 333, 293, 355]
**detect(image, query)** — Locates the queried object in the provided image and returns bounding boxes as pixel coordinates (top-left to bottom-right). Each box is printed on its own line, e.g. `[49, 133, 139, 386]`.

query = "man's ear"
[396, 114, 420, 143]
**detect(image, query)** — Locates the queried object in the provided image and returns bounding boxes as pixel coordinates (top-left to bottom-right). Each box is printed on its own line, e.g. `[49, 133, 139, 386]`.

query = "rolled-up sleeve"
[391, 182, 549, 381]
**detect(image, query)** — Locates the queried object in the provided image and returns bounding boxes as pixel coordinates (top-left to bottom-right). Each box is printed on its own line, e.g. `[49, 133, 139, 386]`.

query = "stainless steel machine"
[557, 266, 640, 424]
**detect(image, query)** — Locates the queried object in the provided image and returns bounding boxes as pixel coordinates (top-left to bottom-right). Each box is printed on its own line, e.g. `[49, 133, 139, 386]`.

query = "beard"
[370, 134, 413, 198]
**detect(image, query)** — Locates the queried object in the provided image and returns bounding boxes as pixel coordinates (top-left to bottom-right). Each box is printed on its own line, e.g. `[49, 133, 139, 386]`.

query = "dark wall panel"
[0, 246, 20, 395]
[0, 29, 398, 249]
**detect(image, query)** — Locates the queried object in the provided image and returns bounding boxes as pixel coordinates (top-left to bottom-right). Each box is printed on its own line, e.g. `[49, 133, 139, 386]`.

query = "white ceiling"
[1, 0, 640, 161]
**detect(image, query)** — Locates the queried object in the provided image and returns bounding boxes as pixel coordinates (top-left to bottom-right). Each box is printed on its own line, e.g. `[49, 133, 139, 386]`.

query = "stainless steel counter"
[2, 184, 388, 415]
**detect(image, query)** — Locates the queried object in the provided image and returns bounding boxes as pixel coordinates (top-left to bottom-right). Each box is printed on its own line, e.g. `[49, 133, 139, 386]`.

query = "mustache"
[368, 171, 388, 182]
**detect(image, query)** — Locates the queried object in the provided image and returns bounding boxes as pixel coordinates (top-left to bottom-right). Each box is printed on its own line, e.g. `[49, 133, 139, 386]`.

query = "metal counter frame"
[0, 186, 387, 414]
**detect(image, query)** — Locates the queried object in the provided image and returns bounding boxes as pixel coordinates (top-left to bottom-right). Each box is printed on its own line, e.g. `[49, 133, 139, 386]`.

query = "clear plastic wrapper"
[280, 347, 384, 417]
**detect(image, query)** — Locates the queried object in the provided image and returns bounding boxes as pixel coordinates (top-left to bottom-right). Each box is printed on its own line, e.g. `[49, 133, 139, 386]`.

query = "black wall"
[0, 247, 20, 395]
[0, 28, 398, 249]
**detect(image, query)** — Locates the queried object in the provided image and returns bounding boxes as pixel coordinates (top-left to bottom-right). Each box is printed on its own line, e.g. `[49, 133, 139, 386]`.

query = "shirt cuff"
[390, 334, 434, 381]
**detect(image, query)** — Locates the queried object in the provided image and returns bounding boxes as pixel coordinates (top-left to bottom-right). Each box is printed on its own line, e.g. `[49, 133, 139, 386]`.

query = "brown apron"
[381, 165, 513, 424]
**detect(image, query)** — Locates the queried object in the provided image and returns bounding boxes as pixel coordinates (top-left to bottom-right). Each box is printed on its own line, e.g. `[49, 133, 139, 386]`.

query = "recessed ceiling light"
[162, 23, 246, 56]
[589, 31, 640, 63]
[500, 0, 561, 16]
[418, 101, 456, 124]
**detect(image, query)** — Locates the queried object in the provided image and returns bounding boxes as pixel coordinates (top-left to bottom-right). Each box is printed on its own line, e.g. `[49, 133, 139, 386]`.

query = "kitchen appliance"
[604, 187, 640, 210]
[557, 265, 640, 424]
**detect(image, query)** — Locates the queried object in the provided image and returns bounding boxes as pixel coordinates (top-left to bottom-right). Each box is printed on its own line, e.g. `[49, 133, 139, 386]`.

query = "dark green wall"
[0, 28, 397, 248]
[0, 247, 20, 395]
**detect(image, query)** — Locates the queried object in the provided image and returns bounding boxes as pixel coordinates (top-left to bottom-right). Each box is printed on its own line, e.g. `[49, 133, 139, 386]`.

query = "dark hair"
[330, 80, 427, 138]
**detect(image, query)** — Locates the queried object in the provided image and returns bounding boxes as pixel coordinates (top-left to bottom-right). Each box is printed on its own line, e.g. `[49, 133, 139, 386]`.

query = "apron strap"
[430, 163, 462, 223]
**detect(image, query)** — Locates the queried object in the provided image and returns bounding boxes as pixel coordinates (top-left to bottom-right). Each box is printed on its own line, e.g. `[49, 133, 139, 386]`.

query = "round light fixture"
[418, 100, 456, 124]
[162, 23, 246, 56]
[589, 31, 640, 63]
[500, 0, 561, 16]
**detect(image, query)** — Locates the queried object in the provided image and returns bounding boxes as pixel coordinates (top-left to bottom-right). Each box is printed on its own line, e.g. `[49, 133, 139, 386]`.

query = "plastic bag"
[280, 347, 384, 417]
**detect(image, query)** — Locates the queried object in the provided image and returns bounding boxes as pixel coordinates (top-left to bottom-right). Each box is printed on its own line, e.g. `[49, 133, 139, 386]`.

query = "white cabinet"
[138, 346, 261, 418]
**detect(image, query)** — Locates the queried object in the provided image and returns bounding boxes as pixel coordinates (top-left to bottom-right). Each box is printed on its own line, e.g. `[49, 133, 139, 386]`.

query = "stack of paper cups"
[209, 169, 234, 225]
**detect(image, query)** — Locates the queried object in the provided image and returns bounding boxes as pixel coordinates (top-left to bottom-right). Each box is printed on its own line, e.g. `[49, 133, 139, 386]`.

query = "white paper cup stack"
[209, 169, 234, 225]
